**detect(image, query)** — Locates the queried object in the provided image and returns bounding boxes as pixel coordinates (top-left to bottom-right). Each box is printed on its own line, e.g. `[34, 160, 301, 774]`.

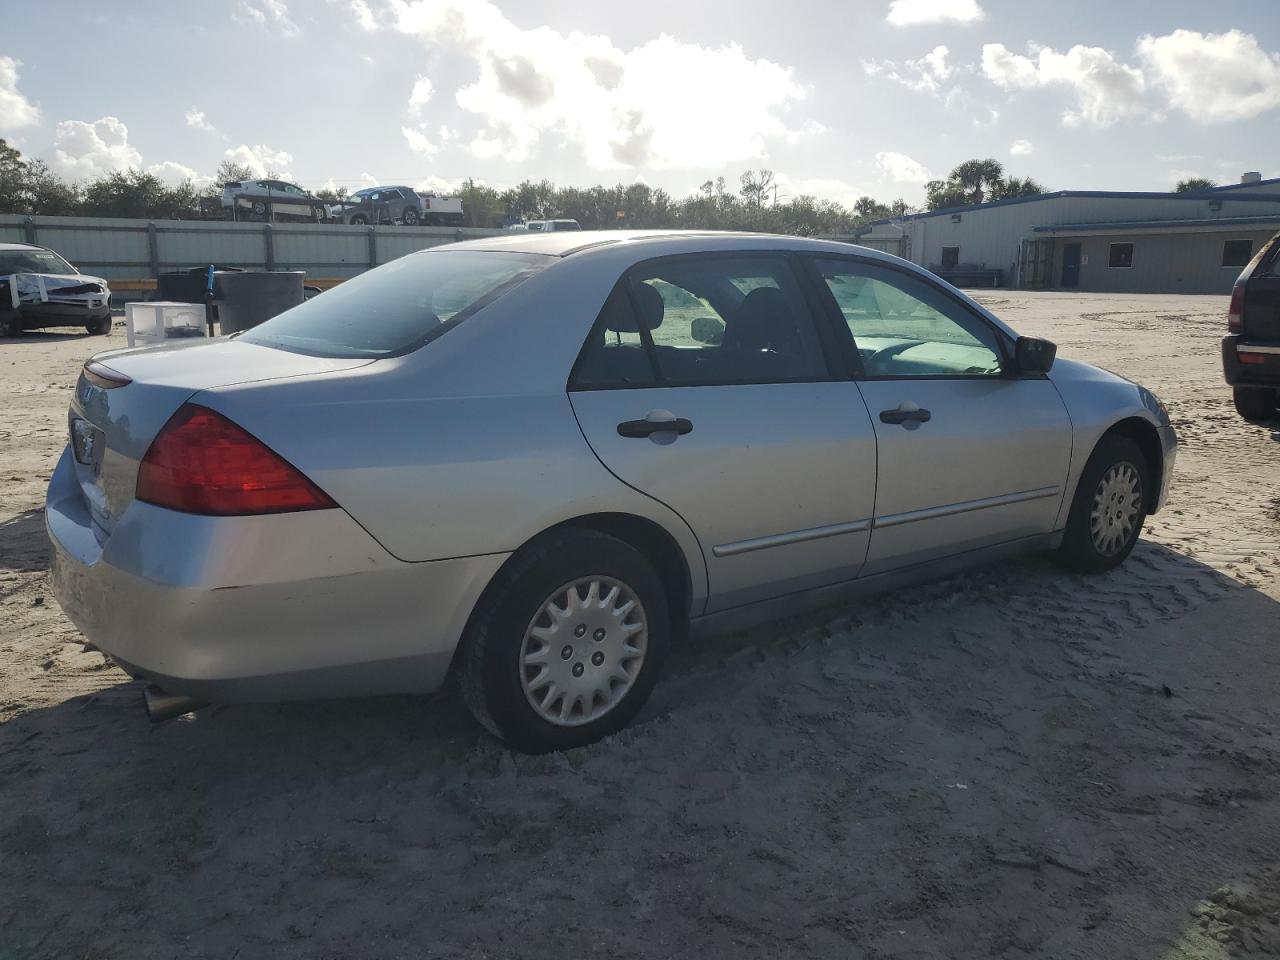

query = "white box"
[125, 301, 208, 348]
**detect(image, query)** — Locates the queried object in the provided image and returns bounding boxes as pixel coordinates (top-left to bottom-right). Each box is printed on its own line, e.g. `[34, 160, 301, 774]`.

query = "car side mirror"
[691, 316, 725, 345]
[1014, 336, 1056, 373]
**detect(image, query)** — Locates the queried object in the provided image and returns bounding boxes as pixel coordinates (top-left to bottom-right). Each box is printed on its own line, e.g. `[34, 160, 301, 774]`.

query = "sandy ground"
[1, 292, 1279, 959]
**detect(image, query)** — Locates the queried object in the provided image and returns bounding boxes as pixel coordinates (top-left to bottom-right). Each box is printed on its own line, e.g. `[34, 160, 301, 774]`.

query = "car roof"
[433, 228, 899, 260]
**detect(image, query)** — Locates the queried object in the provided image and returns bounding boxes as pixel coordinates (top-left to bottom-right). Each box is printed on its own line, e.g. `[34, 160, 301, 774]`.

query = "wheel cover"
[519, 576, 648, 727]
[1089, 461, 1142, 557]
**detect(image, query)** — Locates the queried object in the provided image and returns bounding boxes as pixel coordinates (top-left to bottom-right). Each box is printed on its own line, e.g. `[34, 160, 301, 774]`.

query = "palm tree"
[949, 158, 1005, 204]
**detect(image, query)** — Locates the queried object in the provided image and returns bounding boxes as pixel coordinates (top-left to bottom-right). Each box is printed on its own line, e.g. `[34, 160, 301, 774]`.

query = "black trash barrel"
[157, 265, 245, 303]
[213, 271, 305, 334]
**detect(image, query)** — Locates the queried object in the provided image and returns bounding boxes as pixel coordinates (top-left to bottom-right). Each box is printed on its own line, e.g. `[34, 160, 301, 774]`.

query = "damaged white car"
[0, 242, 113, 337]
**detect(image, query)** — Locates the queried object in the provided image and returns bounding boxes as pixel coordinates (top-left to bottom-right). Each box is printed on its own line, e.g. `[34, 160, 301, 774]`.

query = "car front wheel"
[86, 315, 112, 336]
[402, 207, 420, 225]
[460, 529, 670, 753]
[1056, 434, 1150, 574]
[1233, 387, 1277, 422]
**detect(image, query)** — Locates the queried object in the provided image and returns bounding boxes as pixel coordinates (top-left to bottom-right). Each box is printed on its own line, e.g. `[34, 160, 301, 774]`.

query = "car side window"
[572, 256, 830, 389]
[572, 285, 657, 388]
[812, 258, 1005, 378]
[634, 256, 828, 385]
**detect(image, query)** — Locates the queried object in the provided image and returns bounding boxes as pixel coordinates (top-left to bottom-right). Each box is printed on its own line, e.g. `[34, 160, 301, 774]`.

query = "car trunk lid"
[68, 339, 371, 536]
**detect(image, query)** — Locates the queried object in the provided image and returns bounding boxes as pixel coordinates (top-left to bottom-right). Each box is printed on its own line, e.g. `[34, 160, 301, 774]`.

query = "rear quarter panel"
[195, 367, 710, 613]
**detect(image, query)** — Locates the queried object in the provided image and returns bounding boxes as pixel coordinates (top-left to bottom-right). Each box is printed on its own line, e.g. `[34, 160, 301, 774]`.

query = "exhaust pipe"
[143, 685, 208, 723]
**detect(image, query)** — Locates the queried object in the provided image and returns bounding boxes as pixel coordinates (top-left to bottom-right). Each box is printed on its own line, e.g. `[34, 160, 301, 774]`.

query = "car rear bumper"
[46, 447, 507, 703]
[1222, 335, 1280, 388]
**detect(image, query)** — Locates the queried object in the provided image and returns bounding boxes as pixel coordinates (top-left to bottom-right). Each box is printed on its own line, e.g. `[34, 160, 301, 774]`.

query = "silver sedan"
[48, 231, 1176, 751]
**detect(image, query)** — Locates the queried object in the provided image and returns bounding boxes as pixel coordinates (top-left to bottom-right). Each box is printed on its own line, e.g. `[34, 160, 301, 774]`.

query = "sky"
[1, 0, 1278, 206]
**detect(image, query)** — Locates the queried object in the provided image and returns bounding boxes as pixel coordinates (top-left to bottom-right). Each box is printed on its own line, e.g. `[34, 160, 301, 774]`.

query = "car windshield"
[0, 249, 76, 275]
[238, 251, 551, 359]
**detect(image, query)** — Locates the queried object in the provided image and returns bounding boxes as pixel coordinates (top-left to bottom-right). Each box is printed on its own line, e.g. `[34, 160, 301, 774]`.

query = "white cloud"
[234, 0, 299, 36]
[223, 143, 294, 178]
[350, 0, 377, 29]
[48, 117, 143, 179]
[401, 125, 439, 156]
[415, 174, 479, 195]
[863, 44, 954, 96]
[1137, 29, 1280, 123]
[774, 174, 873, 209]
[1009, 139, 1034, 156]
[359, 171, 379, 187]
[0, 57, 40, 135]
[876, 151, 929, 183]
[886, 0, 985, 27]
[389, 0, 812, 169]
[981, 42, 1145, 127]
[408, 75, 434, 115]
[147, 160, 214, 189]
[185, 106, 221, 137]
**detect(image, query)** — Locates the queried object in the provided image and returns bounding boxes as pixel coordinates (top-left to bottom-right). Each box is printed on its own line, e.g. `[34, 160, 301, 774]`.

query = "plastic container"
[125, 302, 209, 348]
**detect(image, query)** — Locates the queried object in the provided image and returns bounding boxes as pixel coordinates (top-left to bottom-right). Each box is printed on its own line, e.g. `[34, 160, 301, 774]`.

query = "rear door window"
[239, 251, 550, 358]
[572, 255, 831, 388]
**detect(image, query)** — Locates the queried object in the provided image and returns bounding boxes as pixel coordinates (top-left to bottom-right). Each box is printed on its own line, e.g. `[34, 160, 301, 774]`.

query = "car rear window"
[239, 251, 550, 358]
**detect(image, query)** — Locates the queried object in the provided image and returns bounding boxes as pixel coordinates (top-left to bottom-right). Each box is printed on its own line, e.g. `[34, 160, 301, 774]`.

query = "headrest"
[603, 283, 664, 333]
[736, 286, 790, 321]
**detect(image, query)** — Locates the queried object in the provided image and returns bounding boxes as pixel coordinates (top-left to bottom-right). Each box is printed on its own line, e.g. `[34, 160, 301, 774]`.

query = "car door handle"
[617, 414, 694, 438]
[879, 404, 932, 425]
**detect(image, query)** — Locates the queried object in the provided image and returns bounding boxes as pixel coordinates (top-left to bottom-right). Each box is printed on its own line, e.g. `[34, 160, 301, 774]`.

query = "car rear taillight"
[1228, 285, 1246, 334]
[136, 404, 335, 515]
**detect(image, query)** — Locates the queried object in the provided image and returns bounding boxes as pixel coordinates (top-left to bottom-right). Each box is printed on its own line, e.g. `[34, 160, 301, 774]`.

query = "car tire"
[459, 528, 671, 753]
[1056, 434, 1150, 574]
[350, 214, 367, 226]
[252, 200, 267, 217]
[402, 207, 420, 226]
[1233, 387, 1277, 422]
[86, 315, 112, 336]
[0, 313, 17, 337]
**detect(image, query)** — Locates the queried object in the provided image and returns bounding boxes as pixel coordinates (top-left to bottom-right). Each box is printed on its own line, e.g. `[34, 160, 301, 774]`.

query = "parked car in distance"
[526, 219, 582, 232]
[328, 186, 465, 226]
[221, 179, 326, 222]
[0, 242, 113, 337]
[1223, 230, 1280, 421]
[49, 231, 1176, 752]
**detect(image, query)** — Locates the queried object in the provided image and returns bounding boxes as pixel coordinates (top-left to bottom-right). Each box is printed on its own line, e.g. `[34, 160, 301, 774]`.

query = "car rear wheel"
[349, 214, 368, 226]
[0, 313, 17, 337]
[459, 528, 670, 753]
[1233, 387, 1277, 422]
[86, 315, 112, 336]
[1056, 435, 1149, 574]
[252, 200, 267, 217]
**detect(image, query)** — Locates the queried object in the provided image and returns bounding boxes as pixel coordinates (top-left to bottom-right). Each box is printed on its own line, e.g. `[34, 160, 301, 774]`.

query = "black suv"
[1223, 231, 1280, 421]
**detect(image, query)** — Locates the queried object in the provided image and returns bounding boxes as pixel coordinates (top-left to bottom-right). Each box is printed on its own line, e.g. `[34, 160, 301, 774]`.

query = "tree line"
[2, 139, 1071, 232]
